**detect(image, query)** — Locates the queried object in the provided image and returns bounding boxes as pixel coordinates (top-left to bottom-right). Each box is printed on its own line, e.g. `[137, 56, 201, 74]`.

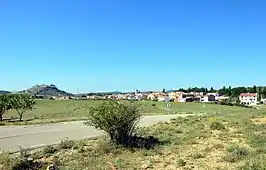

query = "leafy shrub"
[58, 138, 75, 149]
[0, 152, 15, 169]
[220, 98, 252, 108]
[11, 159, 44, 170]
[42, 145, 57, 155]
[8, 147, 46, 170]
[224, 146, 249, 163]
[85, 101, 142, 145]
[177, 158, 186, 166]
[18, 146, 31, 159]
[73, 140, 88, 153]
[0, 122, 6, 126]
[210, 121, 225, 130]
[0, 152, 43, 170]
[240, 156, 266, 170]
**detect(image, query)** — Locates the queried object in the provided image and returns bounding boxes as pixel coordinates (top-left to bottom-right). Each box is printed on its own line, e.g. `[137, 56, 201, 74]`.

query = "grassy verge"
[1, 100, 252, 125]
[1, 106, 265, 169]
[0, 117, 89, 126]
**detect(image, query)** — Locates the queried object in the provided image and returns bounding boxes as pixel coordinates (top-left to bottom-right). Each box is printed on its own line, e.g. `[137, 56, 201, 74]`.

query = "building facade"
[239, 93, 258, 106]
[201, 94, 216, 103]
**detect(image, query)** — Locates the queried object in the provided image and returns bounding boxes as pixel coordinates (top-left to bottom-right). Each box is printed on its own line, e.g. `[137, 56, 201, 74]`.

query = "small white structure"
[239, 93, 258, 106]
[179, 98, 186, 103]
[207, 93, 219, 100]
[158, 95, 170, 102]
[117, 94, 126, 100]
[135, 93, 145, 101]
[217, 96, 229, 101]
[261, 98, 266, 104]
[201, 94, 216, 103]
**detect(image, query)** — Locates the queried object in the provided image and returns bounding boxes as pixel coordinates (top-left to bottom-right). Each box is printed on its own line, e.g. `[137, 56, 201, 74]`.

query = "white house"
[239, 93, 258, 106]
[201, 94, 216, 103]
[207, 93, 219, 100]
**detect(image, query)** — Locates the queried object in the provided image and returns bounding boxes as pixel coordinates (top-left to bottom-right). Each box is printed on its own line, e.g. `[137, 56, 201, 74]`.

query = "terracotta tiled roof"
[240, 93, 257, 97]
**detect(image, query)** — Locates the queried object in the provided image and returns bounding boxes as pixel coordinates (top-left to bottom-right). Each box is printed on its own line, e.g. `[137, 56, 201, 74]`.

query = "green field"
[2, 99, 254, 125]
[1, 101, 266, 169]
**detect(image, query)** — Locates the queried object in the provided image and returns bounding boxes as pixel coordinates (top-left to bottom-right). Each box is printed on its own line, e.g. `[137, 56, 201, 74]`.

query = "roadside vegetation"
[0, 97, 253, 125]
[0, 94, 35, 123]
[1, 100, 266, 169]
[85, 101, 162, 149]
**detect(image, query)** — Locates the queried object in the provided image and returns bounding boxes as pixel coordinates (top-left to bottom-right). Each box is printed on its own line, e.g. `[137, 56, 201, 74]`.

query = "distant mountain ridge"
[0, 90, 11, 94]
[76, 91, 124, 97]
[21, 84, 73, 97]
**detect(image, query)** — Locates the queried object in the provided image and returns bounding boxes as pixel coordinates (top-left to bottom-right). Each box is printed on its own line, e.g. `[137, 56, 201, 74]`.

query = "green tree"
[85, 101, 142, 145]
[228, 86, 232, 96]
[162, 89, 166, 93]
[191, 87, 201, 93]
[252, 85, 257, 93]
[236, 96, 241, 104]
[218, 86, 227, 96]
[210, 87, 214, 93]
[178, 88, 187, 93]
[231, 87, 247, 97]
[246, 85, 257, 93]
[10, 94, 36, 122]
[0, 94, 12, 122]
[261, 87, 266, 99]
[257, 86, 261, 101]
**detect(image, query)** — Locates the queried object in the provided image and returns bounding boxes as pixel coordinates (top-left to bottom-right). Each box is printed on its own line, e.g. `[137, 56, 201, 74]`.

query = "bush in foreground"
[85, 101, 161, 148]
[85, 101, 142, 143]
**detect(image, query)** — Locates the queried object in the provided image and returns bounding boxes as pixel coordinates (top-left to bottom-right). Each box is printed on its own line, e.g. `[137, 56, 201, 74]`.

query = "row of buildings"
[98, 92, 261, 106]
[52, 90, 260, 106]
[84, 91, 227, 103]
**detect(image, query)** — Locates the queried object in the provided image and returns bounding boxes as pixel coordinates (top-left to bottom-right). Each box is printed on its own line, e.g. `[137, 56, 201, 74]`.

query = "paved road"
[0, 114, 192, 152]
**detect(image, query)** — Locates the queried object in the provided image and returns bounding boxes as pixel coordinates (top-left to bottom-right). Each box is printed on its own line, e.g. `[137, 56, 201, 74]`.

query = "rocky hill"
[21, 84, 73, 97]
[0, 90, 11, 94]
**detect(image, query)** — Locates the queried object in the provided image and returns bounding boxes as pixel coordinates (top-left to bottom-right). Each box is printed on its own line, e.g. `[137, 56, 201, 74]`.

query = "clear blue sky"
[1, 0, 266, 93]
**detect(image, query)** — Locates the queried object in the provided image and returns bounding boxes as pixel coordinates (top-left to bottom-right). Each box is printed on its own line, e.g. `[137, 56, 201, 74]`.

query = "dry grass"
[251, 117, 266, 124]
[1, 99, 251, 125]
[1, 104, 266, 169]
